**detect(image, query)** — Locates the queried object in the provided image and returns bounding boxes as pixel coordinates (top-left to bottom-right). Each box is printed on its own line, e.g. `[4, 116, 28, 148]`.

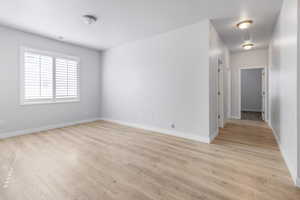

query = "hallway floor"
[241, 111, 263, 121]
[0, 120, 299, 200]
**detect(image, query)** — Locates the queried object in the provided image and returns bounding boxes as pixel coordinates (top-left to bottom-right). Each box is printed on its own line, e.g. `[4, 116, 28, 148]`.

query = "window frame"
[20, 47, 80, 105]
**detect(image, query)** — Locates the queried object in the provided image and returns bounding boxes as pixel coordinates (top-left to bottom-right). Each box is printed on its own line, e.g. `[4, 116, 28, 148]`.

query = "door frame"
[238, 66, 267, 120]
[217, 57, 224, 128]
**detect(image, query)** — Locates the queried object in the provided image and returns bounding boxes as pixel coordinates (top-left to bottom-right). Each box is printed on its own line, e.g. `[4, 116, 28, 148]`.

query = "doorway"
[239, 67, 266, 121]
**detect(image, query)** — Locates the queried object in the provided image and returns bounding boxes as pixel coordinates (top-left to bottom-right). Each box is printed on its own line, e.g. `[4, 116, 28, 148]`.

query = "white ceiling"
[0, 0, 283, 51]
[212, 14, 280, 52]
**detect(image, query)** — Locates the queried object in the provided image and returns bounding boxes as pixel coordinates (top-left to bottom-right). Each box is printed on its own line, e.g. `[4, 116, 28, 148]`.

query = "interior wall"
[269, 0, 299, 184]
[100, 20, 211, 142]
[224, 49, 231, 119]
[0, 25, 101, 136]
[209, 22, 229, 137]
[241, 68, 263, 112]
[230, 49, 268, 118]
[298, 0, 300, 184]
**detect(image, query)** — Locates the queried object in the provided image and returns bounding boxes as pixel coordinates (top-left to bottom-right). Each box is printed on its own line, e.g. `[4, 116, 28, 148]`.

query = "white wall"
[100, 20, 212, 142]
[230, 49, 268, 118]
[241, 68, 263, 112]
[224, 49, 231, 119]
[298, 0, 300, 184]
[0, 26, 101, 136]
[269, 0, 299, 184]
[209, 23, 229, 137]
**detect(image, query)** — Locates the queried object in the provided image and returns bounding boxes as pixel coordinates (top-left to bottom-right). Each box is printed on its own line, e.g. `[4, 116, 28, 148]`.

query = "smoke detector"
[82, 15, 98, 25]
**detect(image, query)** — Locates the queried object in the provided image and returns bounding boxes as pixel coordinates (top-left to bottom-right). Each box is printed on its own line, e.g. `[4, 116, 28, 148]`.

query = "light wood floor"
[0, 120, 300, 200]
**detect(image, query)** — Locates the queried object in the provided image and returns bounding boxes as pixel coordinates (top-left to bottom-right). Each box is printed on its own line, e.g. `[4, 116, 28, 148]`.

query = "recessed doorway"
[239, 66, 266, 121]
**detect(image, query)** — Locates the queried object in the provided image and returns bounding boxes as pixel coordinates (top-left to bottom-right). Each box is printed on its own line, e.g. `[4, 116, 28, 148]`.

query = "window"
[21, 48, 80, 105]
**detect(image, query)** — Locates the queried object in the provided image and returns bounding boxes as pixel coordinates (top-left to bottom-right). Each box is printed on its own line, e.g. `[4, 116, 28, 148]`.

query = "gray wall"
[241, 69, 263, 112]
[230, 49, 268, 118]
[0, 26, 101, 135]
[269, 0, 299, 184]
[100, 20, 211, 141]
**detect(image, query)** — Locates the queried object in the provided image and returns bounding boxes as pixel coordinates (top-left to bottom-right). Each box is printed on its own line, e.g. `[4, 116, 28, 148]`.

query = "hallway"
[214, 120, 300, 198]
[214, 121, 300, 197]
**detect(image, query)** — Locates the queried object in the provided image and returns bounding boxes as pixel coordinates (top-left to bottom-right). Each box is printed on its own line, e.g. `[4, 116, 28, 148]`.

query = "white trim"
[20, 46, 80, 61]
[238, 66, 266, 120]
[217, 57, 224, 128]
[100, 118, 211, 144]
[21, 98, 80, 106]
[20, 46, 81, 105]
[268, 122, 299, 187]
[241, 109, 263, 112]
[0, 118, 100, 140]
[230, 116, 241, 120]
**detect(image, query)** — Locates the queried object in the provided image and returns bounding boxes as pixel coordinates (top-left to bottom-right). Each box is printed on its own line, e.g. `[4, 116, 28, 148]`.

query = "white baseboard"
[241, 109, 262, 112]
[0, 118, 101, 140]
[230, 116, 241, 120]
[100, 118, 211, 144]
[268, 123, 299, 187]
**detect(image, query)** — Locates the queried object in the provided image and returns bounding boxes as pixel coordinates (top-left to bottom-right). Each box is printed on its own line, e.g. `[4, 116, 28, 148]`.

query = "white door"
[261, 69, 266, 121]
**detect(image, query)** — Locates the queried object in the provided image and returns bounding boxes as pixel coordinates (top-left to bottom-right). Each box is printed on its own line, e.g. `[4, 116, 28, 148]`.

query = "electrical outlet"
[171, 123, 175, 129]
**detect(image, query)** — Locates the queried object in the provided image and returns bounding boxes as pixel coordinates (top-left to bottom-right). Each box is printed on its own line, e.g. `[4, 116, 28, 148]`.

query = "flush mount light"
[82, 15, 98, 25]
[242, 42, 254, 50]
[237, 20, 253, 30]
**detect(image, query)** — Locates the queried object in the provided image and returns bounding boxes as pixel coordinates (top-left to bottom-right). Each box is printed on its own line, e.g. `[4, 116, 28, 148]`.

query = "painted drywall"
[224, 49, 231, 119]
[298, 0, 300, 185]
[100, 20, 211, 141]
[209, 22, 229, 137]
[230, 49, 268, 118]
[269, 0, 299, 184]
[0, 25, 101, 136]
[241, 68, 263, 112]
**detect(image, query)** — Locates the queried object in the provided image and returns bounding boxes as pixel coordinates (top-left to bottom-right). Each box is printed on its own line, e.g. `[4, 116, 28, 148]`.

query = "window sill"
[21, 99, 80, 106]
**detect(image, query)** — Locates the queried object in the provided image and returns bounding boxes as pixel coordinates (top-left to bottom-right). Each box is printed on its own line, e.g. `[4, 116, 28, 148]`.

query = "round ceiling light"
[237, 20, 253, 30]
[242, 42, 254, 50]
[82, 15, 98, 25]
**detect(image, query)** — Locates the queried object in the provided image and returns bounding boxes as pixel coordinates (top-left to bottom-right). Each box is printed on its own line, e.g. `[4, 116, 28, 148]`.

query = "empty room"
[0, 0, 300, 199]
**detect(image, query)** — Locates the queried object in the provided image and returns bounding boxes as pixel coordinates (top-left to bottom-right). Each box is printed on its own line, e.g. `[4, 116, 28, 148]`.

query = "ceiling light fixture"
[82, 15, 98, 25]
[237, 20, 253, 30]
[242, 42, 254, 50]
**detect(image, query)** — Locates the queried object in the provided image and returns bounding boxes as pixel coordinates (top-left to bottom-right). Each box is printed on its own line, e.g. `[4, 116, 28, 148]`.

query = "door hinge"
[218, 115, 221, 119]
[218, 91, 221, 95]
[218, 68, 221, 72]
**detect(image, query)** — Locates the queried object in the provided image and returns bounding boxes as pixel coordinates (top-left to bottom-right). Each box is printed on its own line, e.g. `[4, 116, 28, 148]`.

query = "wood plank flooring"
[0, 120, 299, 200]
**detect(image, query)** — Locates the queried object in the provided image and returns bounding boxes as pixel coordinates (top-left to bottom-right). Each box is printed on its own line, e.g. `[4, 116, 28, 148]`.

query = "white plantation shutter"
[55, 58, 79, 98]
[21, 48, 80, 104]
[24, 52, 53, 100]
